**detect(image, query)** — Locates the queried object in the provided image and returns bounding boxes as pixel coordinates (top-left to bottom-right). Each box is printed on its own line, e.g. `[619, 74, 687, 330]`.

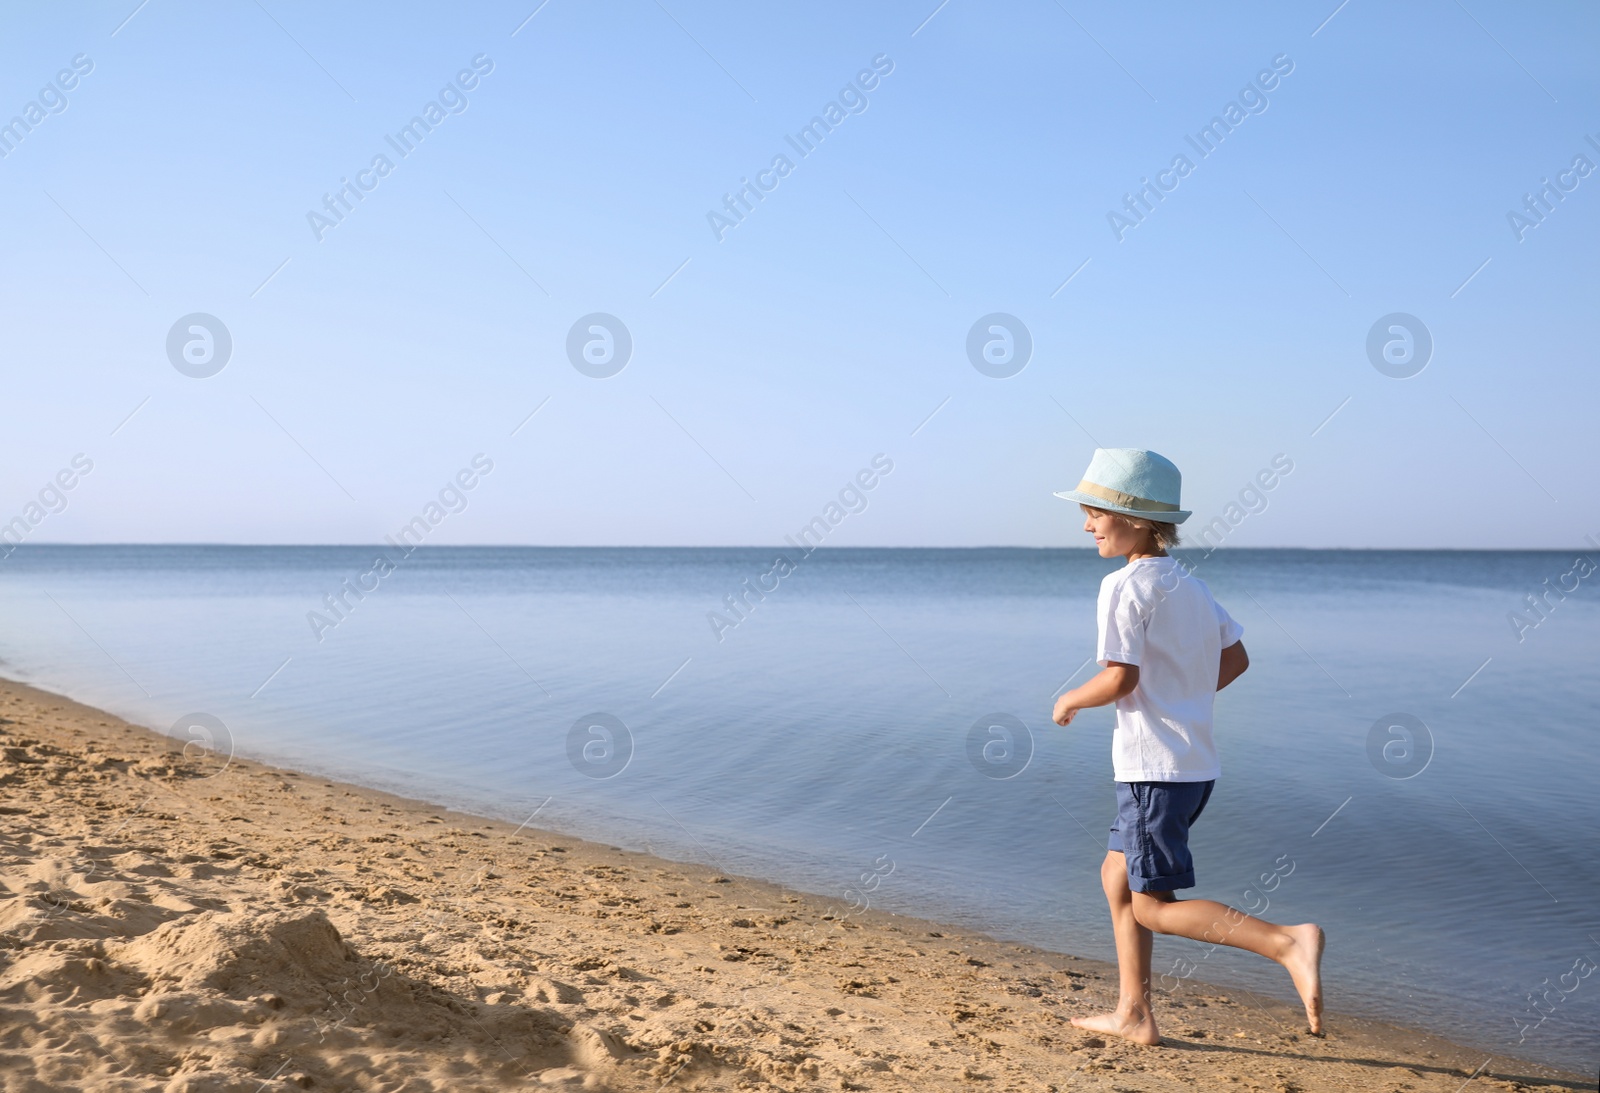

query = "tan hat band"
[1076, 479, 1181, 513]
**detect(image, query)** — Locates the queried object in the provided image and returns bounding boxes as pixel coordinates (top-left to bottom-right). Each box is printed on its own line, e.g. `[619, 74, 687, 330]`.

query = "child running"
[1050, 448, 1324, 1045]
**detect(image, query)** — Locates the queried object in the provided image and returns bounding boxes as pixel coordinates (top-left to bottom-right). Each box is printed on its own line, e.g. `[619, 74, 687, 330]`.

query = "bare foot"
[1070, 1008, 1161, 1046]
[1280, 923, 1325, 1035]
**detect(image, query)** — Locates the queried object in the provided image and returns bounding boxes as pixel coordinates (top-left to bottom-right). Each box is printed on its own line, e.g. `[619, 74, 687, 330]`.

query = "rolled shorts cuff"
[1106, 829, 1198, 892]
[1132, 865, 1195, 893]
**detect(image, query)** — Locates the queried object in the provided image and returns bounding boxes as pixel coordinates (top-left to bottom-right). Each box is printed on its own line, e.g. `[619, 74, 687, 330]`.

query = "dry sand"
[0, 676, 1585, 1092]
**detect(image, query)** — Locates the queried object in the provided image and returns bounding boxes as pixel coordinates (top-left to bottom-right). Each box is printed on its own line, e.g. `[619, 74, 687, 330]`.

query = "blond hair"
[1081, 505, 1181, 552]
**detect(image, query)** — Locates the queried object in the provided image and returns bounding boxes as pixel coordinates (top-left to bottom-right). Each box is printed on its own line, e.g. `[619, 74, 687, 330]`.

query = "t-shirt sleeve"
[1216, 598, 1244, 647]
[1096, 574, 1147, 667]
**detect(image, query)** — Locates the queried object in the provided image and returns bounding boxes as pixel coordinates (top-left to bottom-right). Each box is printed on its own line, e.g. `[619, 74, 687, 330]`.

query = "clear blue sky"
[3, 1, 1596, 549]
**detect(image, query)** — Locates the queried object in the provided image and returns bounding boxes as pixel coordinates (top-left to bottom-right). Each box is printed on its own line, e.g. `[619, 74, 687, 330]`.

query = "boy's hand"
[1051, 664, 1135, 726]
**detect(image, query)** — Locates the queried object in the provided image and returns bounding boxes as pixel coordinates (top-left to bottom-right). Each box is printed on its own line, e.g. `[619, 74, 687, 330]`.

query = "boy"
[1050, 448, 1324, 1045]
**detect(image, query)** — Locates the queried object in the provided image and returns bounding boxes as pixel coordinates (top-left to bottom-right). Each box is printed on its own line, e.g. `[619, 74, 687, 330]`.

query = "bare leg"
[1070, 851, 1160, 1044]
[1131, 891, 1324, 1034]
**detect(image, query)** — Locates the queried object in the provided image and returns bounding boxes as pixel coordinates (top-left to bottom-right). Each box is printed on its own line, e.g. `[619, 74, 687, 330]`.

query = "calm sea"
[0, 546, 1594, 1073]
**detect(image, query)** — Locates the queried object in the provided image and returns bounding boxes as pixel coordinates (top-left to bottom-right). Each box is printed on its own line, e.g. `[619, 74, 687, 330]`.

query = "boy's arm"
[1218, 640, 1249, 690]
[1053, 663, 1139, 725]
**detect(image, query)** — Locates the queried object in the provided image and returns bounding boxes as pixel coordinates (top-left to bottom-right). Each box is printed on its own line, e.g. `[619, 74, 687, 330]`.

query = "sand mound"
[3, 898, 597, 1091]
[112, 907, 358, 1008]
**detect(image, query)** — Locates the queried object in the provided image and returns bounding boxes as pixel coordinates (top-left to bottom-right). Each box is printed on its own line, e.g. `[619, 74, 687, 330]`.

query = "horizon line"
[3, 542, 1594, 553]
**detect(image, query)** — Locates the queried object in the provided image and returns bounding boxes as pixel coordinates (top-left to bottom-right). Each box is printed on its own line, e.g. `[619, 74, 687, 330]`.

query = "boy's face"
[1081, 506, 1150, 559]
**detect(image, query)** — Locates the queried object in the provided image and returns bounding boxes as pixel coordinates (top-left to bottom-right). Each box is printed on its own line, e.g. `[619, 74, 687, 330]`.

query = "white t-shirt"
[1094, 556, 1244, 783]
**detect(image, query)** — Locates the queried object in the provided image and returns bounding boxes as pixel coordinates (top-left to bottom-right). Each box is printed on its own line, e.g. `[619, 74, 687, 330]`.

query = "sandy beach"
[0, 676, 1584, 1093]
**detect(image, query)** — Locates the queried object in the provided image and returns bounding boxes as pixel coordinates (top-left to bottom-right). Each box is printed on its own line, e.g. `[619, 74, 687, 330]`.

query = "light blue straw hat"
[1053, 448, 1191, 524]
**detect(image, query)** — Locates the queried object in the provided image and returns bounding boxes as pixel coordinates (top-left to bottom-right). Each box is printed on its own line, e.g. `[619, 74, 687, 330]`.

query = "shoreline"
[0, 674, 1586, 1092]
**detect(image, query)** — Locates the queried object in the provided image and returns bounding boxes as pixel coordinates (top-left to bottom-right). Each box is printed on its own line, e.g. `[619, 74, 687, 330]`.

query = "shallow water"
[1, 545, 1594, 1072]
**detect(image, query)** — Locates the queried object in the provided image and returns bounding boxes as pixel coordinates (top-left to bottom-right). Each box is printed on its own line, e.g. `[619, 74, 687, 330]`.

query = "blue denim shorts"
[1107, 780, 1215, 893]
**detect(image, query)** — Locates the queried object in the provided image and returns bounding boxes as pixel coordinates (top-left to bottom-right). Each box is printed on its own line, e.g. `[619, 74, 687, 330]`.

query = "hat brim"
[1053, 489, 1190, 524]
